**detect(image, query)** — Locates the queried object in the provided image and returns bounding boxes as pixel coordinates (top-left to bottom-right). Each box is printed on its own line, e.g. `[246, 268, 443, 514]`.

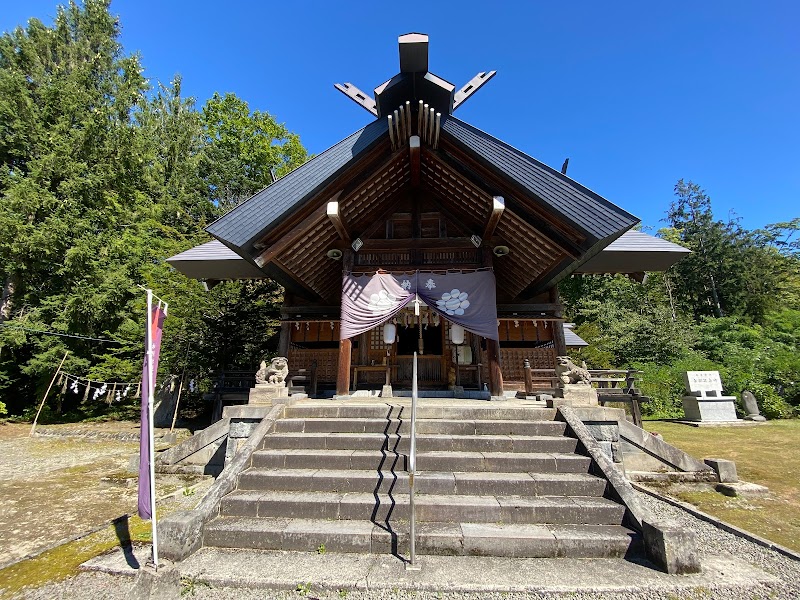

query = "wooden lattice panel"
[288, 348, 339, 383]
[499, 347, 557, 380]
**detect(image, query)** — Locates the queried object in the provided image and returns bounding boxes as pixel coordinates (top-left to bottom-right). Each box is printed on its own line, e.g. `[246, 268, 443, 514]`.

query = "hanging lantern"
[383, 323, 397, 345]
[450, 324, 465, 345]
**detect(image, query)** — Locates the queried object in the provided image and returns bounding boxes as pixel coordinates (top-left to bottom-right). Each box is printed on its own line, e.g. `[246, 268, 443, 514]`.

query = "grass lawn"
[643, 419, 800, 553]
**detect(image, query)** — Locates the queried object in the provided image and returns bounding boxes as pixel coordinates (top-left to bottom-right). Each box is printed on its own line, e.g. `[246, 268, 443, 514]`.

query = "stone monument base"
[744, 414, 766, 422]
[249, 383, 289, 405]
[681, 396, 738, 422]
[549, 384, 598, 407]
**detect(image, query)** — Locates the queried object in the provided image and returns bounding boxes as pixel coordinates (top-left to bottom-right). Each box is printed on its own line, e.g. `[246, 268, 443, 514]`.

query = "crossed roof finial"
[335, 33, 496, 118]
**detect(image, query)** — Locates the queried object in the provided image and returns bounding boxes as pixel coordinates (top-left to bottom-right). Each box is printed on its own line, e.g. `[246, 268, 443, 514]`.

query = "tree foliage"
[0, 1, 307, 419]
[563, 182, 800, 419]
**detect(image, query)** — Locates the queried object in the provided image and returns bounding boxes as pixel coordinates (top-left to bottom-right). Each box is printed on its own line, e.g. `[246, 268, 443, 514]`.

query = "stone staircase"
[203, 402, 641, 558]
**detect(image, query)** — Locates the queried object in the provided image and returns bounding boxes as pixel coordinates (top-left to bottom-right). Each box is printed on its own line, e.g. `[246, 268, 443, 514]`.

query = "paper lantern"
[450, 323, 465, 345]
[383, 323, 397, 345]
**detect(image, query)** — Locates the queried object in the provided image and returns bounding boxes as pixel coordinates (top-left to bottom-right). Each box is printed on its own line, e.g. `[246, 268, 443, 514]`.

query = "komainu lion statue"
[554, 355, 591, 386]
[255, 357, 289, 385]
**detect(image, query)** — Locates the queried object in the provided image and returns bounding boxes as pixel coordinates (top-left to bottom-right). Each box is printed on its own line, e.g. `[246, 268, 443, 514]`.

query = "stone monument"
[741, 390, 766, 421]
[681, 371, 738, 422]
[249, 356, 290, 405]
[547, 356, 598, 407]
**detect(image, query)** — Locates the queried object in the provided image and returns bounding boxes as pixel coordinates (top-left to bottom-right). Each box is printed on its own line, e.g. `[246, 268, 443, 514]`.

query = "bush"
[747, 383, 793, 419]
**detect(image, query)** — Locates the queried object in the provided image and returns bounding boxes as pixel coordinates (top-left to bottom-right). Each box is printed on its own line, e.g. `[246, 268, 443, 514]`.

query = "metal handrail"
[406, 351, 420, 570]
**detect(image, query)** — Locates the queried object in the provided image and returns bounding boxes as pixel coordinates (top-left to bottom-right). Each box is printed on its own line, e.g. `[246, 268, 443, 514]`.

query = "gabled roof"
[575, 230, 690, 273]
[206, 118, 388, 255]
[440, 117, 638, 242]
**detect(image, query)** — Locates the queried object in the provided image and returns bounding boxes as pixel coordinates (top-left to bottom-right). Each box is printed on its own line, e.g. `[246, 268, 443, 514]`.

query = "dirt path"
[0, 422, 205, 568]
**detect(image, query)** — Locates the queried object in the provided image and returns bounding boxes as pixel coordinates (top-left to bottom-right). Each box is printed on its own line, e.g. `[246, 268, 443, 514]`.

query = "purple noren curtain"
[340, 271, 498, 341]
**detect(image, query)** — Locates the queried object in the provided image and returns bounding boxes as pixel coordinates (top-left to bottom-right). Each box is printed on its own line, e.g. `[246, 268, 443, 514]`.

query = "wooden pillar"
[549, 286, 567, 357]
[482, 246, 503, 397]
[336, 337, 352, 396]
[336, 248, 354, 396]
[486, 338, 504, 397]
[278, 321, 291, 358]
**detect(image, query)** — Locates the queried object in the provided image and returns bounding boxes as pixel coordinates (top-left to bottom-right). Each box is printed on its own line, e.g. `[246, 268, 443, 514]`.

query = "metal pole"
[406, 351, 420, 571]
[146, 290, 160, 569]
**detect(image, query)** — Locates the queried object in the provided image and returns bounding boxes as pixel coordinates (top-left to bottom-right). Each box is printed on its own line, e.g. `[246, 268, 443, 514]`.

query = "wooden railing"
[519, 364, 649, 427]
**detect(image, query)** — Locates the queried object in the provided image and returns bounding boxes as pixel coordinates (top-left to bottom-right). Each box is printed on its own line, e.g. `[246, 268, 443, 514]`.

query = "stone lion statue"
[255, 357, 289, 385]
[554, 355, 591, 386]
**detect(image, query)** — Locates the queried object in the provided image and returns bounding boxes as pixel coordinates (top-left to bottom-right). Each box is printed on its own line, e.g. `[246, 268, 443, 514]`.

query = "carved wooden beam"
[326, 195, 351, 243]
[409, 136, 421, 187]
[254, 202, 329, 268]
[482, 196, 505, 241]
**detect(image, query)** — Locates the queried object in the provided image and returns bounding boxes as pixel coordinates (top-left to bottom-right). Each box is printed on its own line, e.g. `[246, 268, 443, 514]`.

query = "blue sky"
[2, 1, 798, 231]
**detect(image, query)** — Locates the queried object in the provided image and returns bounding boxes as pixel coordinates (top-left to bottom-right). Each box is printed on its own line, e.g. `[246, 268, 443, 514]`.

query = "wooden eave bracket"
[482, 196, 505, 241]
[327, 196, 351, 244]
[334, 83, 378, 117]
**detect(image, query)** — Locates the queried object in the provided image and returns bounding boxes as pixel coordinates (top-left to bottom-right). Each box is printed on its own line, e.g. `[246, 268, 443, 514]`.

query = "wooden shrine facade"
[167, 34, 689, 397]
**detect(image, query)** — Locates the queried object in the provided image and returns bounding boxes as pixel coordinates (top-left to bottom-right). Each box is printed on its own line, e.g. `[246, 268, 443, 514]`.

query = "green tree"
[200, 92, 307, 209]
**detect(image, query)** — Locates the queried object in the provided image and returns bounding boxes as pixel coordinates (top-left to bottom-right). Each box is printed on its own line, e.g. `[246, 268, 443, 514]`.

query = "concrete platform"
[82, 545, 778, 594]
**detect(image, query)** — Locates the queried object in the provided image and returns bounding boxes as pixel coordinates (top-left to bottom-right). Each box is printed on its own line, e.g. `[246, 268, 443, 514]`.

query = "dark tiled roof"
[575, 230, 690, 273]
[440, 116, 639, 243]
[206, 118, 389, 253]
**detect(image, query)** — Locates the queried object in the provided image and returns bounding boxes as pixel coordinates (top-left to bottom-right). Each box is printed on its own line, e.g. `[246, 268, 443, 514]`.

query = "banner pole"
[146, 289, 159, 569]
[30, 351, 69, 437]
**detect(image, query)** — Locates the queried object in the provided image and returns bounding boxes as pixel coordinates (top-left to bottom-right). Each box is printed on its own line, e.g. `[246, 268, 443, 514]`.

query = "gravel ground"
[17, 489, 800, 600]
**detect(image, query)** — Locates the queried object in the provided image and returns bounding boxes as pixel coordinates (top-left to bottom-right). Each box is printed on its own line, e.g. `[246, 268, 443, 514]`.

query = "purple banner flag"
[341, 270, 499, 340]
[138, 303, 166, 520]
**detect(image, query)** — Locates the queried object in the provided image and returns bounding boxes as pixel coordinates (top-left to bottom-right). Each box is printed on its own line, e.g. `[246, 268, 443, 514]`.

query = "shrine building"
[168, 33, 688, 399]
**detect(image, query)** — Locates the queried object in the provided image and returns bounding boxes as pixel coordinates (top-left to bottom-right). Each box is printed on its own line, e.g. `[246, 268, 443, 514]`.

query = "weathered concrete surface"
[557, 407, 649, 530]
[156, 418, 230, 466]
[642, 519, 701, 574]
[128, 561, 181, 599]
[618, 418, 713, 473]
[158, 404, 285, 562]
[705, 457, 738, 482]
[560, 407, 705, 573]
[717, 481, 769, 497]
[88, 547, 776, 594]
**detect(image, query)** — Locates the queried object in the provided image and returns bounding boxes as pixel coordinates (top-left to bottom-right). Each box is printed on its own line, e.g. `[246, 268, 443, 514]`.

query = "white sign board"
[683, 371, 724, 397]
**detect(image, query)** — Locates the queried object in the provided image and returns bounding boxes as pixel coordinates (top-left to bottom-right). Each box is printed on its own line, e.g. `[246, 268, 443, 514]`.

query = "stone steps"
[237, 468, 607, 497]
[204, 516, 639, 558]
[202, 401, 638, 560]
[260, 432, 579, 453]
[282, 405, 557, 421]
[273, 417, 567, 436]
[220, 490, 626, 524]
[251, 449, 592, 473]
